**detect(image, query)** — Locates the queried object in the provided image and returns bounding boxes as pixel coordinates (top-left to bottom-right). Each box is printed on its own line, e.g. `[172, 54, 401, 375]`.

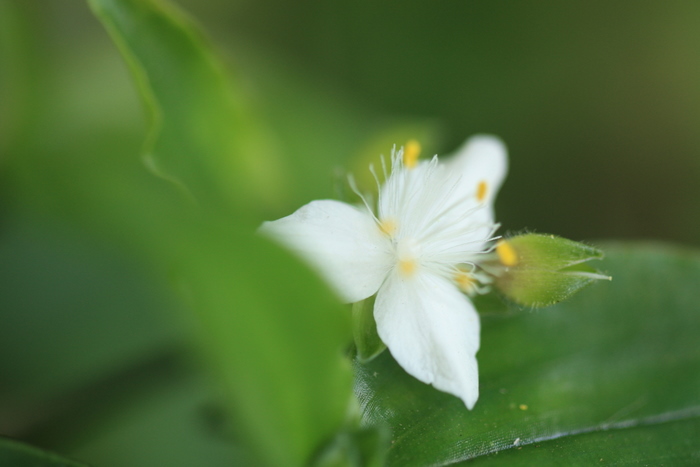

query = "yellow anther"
[519, 404, 528, 411]
[454, 271, 476, 294]
[379, 219, 397, 237]
[399, 259, 417, 277]
[403, 140, 421, 169]
[496, 240, 519, 267]
[476, 180, 488, 202]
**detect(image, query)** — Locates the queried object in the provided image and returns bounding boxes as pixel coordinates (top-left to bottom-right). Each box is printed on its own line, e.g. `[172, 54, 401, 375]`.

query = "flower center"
[399, 259, 417, 276]
[396, 238, 421, 278]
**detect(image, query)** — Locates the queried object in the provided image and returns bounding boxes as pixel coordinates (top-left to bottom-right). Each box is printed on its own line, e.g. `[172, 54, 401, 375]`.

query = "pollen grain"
[476, 180, 488, 202]
[496, 240, 519, 267]
[403, 140, 421, 169]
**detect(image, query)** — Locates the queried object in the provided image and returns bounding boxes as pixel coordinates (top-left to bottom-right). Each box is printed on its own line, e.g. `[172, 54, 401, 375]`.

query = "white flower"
[260, 136, 508, 409]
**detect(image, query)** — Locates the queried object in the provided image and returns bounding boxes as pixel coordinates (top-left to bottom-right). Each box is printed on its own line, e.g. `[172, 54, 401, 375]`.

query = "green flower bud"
[494, 234, 610, 307]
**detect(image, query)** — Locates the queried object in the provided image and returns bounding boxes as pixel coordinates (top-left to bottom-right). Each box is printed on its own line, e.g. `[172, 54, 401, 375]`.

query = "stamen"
[369, 163, 382, 195]
[496, 239, 518, 267]
[347, 174, 379, 223]
[476, 180, 488, 202]
[403, 140, 421, 169]
[454, 270, 476, 294]
[380, 154, 388, 181]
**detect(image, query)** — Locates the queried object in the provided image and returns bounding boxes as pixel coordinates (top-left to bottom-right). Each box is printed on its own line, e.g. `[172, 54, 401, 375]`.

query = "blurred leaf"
[87, 0, 286, 211]
[0, 438, 88, 467]
[0, 0, 31, 157]
[352, 295, 385, 363]
[470, 291, 510, 315]
[65, 373, 248, 467]
[2, 31, 182, 262]
[0, 212, 181, 435]
[355, 243, 700, 465]
[311, 424, 390, 467]
[83, 1, 357, 465]
[181, 221, 353, 467]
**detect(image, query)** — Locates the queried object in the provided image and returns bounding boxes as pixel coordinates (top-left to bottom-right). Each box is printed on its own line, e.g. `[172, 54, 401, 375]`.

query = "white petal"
[445, 134, 508, 209]
[374, 271, 481, 409]
[415, 135, 507, 260]
[260, 200, 392, 303]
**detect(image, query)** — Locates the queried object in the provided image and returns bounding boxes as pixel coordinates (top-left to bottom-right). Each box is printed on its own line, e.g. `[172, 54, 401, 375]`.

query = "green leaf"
[81, 1, 357, 465]
[355, 243, 700, 465]
[465, 415, 700, 466]
[87, 0, 286, 211]
[0, 0, 32, 156]
[181, 221, 353, 467]
[0, 211, 182, 438]
[352, 295, 386, 363]
[0, 438, 89, 467]
[66, 372, 251, 467]
[311, 424, 390, 467]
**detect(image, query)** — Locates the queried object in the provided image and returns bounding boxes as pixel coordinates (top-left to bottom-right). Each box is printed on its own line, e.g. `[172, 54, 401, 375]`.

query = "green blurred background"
[5, 0, 700, 241]
[183, 0, 700, 243]
[1, 0, 699, 465]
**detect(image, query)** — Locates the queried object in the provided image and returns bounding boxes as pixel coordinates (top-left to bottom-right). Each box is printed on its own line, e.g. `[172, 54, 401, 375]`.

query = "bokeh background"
[1, 0, 699, 465]
[184, 0, 700, 244]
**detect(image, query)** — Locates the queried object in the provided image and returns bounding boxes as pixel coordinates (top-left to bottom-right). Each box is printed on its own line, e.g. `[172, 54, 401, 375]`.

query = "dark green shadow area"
[0, 437, 89, 467]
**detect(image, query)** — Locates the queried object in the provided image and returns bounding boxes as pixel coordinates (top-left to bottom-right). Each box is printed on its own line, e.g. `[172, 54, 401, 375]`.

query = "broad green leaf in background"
[87, 0, 285, 212]
[86, 0, 356, 465]
[180, 222, 353, 466]
[0, 0, 31, 157]
[356, 244, 700, 465]
[311, 424, 390, 467]
[352, 295, 385, 363]
[2, 0, 383, 464]
[469, 416, 700, 466]
[0, 213, 182, 439]
[66, 372, 251, 467]
[0, 438, 89, 467]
